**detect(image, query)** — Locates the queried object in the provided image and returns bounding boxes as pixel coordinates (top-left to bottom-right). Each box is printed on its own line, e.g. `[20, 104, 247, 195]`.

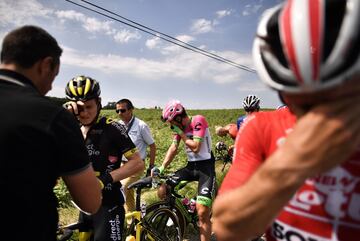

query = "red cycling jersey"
[220, 107, 360, 241]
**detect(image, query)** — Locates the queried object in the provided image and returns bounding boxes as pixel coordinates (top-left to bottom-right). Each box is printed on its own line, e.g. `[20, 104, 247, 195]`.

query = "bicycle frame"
[125, 176, 182, 241]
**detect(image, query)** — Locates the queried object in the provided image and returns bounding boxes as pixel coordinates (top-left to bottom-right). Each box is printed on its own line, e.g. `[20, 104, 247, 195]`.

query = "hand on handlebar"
[151, 165, 165, 177]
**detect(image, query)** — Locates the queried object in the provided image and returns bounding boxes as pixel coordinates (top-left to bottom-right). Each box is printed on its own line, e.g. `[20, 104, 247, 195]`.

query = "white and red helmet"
[162, 100, 185, 122]
[253, 0, 360, 93]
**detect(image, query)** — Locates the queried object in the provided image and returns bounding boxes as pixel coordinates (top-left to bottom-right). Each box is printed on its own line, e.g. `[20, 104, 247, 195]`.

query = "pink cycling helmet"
[253, 0, 360, 94]
[162, 100, 185, 122]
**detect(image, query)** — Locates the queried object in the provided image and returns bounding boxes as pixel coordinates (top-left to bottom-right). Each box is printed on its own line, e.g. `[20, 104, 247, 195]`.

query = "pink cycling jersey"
[220, 107, 360, 241]
[173, 115, 212, 162]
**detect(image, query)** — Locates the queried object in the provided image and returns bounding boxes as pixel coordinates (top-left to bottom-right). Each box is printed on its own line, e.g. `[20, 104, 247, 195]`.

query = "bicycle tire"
[141, 207, 182, 241]
[145, 201, 187, 237]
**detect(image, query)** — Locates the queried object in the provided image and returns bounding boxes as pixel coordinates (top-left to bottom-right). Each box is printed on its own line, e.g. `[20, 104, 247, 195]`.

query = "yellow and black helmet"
[65, 75, 101, 101]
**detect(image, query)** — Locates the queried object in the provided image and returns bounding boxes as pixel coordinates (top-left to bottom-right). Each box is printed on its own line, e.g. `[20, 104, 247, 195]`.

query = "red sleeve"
[219, 114, 264, 195]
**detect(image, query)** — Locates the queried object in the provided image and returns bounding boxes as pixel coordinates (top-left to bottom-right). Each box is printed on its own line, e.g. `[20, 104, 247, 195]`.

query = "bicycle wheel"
[146, 201, 187, 237]
[141, 208, 182, 241]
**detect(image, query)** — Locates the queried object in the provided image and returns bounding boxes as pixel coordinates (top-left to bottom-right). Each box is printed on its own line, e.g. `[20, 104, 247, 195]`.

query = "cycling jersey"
[80, 116, 137, 241]
[0, 69, 91, 241]
[173, 115, 212, 162]
[236, 115, 247, 130]
[220, 107, 360, 241]
[85, 116, 137, 206]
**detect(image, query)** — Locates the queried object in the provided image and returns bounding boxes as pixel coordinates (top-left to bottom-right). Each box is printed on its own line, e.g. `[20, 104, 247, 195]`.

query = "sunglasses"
[116, 109, 127, 114]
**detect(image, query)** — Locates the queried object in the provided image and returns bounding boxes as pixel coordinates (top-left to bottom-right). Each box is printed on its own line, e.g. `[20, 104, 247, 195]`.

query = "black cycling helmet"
[243, 94, 260, 112]
[65, 75, 101, 101]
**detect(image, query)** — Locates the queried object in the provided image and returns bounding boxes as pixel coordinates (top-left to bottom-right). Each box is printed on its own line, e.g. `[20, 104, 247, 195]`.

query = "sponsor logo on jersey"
[108, 156, 118, 163]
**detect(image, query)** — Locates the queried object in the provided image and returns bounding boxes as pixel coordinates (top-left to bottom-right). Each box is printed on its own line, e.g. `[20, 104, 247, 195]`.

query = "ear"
[38, 57, 53, 76]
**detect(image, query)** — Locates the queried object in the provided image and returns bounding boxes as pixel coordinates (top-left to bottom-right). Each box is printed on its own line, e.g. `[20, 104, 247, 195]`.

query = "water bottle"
[140, 201, 147, 218]
[189, 198, 196, 213]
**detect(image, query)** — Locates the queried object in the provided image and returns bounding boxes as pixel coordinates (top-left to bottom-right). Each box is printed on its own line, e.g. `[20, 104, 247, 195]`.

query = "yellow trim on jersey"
[193, 136, 203, 142]
[123, 147, 139, 158]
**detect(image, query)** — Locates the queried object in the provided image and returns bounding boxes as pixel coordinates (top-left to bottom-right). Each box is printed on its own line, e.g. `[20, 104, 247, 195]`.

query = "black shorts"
[171, 157, 216, 206]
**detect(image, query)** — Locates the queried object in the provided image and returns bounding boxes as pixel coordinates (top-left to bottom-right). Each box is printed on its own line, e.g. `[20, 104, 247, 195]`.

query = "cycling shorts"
[171, 157, 216, 207]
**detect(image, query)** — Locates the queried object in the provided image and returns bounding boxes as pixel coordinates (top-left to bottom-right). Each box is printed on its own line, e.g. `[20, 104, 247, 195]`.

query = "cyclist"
[0, 25, 101, 241]
[215, 94, 260, 140]
[213, 1, 360, 241]
[116, 98, 157, 213]
[65, 76, 144, 241]
[236, 94, 261, 129]
[154, 100, 216, 241]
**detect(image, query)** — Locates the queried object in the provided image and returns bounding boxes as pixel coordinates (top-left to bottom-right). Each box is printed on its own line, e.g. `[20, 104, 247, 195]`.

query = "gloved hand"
[146, 164, 155, 177]
[97, 172, 113, 189]
[63, 101, 84, 116]
[151, 165, 165, 177]
[170, 125, 183, 135]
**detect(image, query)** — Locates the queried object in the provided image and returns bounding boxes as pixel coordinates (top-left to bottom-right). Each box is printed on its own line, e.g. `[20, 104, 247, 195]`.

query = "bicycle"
[143, 174, 206, 239]
[124, 176, 183, 241]
[214, 141, 233, 172]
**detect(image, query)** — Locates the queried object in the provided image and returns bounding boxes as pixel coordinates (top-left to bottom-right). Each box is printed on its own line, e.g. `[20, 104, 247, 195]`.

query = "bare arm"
[111, 151, 144, 181]
[62, 165, 102, 214]
[162, 142, 178, 168]
[149, 143, 156, 166]
[178, 132, 202, 153]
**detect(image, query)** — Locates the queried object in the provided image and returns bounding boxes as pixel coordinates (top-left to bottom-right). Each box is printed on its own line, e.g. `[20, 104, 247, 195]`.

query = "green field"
[56, 108, 251, 227]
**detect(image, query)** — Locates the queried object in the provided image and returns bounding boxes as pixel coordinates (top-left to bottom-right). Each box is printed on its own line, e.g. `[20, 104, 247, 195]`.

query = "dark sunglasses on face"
[116, 109, 127, 114]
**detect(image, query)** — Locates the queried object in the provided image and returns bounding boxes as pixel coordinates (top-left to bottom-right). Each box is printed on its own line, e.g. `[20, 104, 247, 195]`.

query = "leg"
[196, 203, 212, 241]
[92, 205, 125, 241]
[121, 169, 143, 213]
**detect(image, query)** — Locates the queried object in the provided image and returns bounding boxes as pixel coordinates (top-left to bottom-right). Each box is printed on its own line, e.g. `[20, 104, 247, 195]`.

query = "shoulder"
[192, 115, 207, 123]
[242, 107, 294, 130]
[100, 117, 128, 135]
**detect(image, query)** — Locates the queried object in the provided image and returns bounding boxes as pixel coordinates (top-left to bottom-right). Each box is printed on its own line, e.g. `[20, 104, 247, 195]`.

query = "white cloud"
[0, 0, 52, 26]
[216, 9, 232, 19]
[190, 19, 213, 34]
[145, 37, 161, 49]
[242, 4, 263, 16]
[60, 45, 253, 85]
[55, 10, 140, 44]
[113, 29, 141, 43]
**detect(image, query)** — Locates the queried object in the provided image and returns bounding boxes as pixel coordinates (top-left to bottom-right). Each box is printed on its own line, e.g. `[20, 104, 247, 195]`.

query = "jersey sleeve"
[109, 121, 138, 159]
[192, 115, 208, 141]
[219, 114, 264, 195]
[52, 109, 90, 176]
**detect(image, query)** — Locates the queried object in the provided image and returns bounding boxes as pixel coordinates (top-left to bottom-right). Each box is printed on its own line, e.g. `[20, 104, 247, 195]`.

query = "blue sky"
[0, 0, 283, 109]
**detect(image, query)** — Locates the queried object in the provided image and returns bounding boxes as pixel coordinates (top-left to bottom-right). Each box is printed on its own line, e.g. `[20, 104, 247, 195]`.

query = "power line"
[64, 0, 256, 73]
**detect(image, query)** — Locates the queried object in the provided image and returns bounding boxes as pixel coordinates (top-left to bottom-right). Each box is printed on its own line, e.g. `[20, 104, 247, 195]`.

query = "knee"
[157, 183, 168, 200]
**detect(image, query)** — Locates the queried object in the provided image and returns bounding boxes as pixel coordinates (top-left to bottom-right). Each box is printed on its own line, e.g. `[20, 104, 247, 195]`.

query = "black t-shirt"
[85, 116, 137, 206]
[0, 69, 90, 241]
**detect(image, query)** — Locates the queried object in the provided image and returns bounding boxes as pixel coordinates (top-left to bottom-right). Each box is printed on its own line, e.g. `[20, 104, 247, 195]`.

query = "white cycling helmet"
[253, 0, 360, 94]
[243, 95, 260, 112]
